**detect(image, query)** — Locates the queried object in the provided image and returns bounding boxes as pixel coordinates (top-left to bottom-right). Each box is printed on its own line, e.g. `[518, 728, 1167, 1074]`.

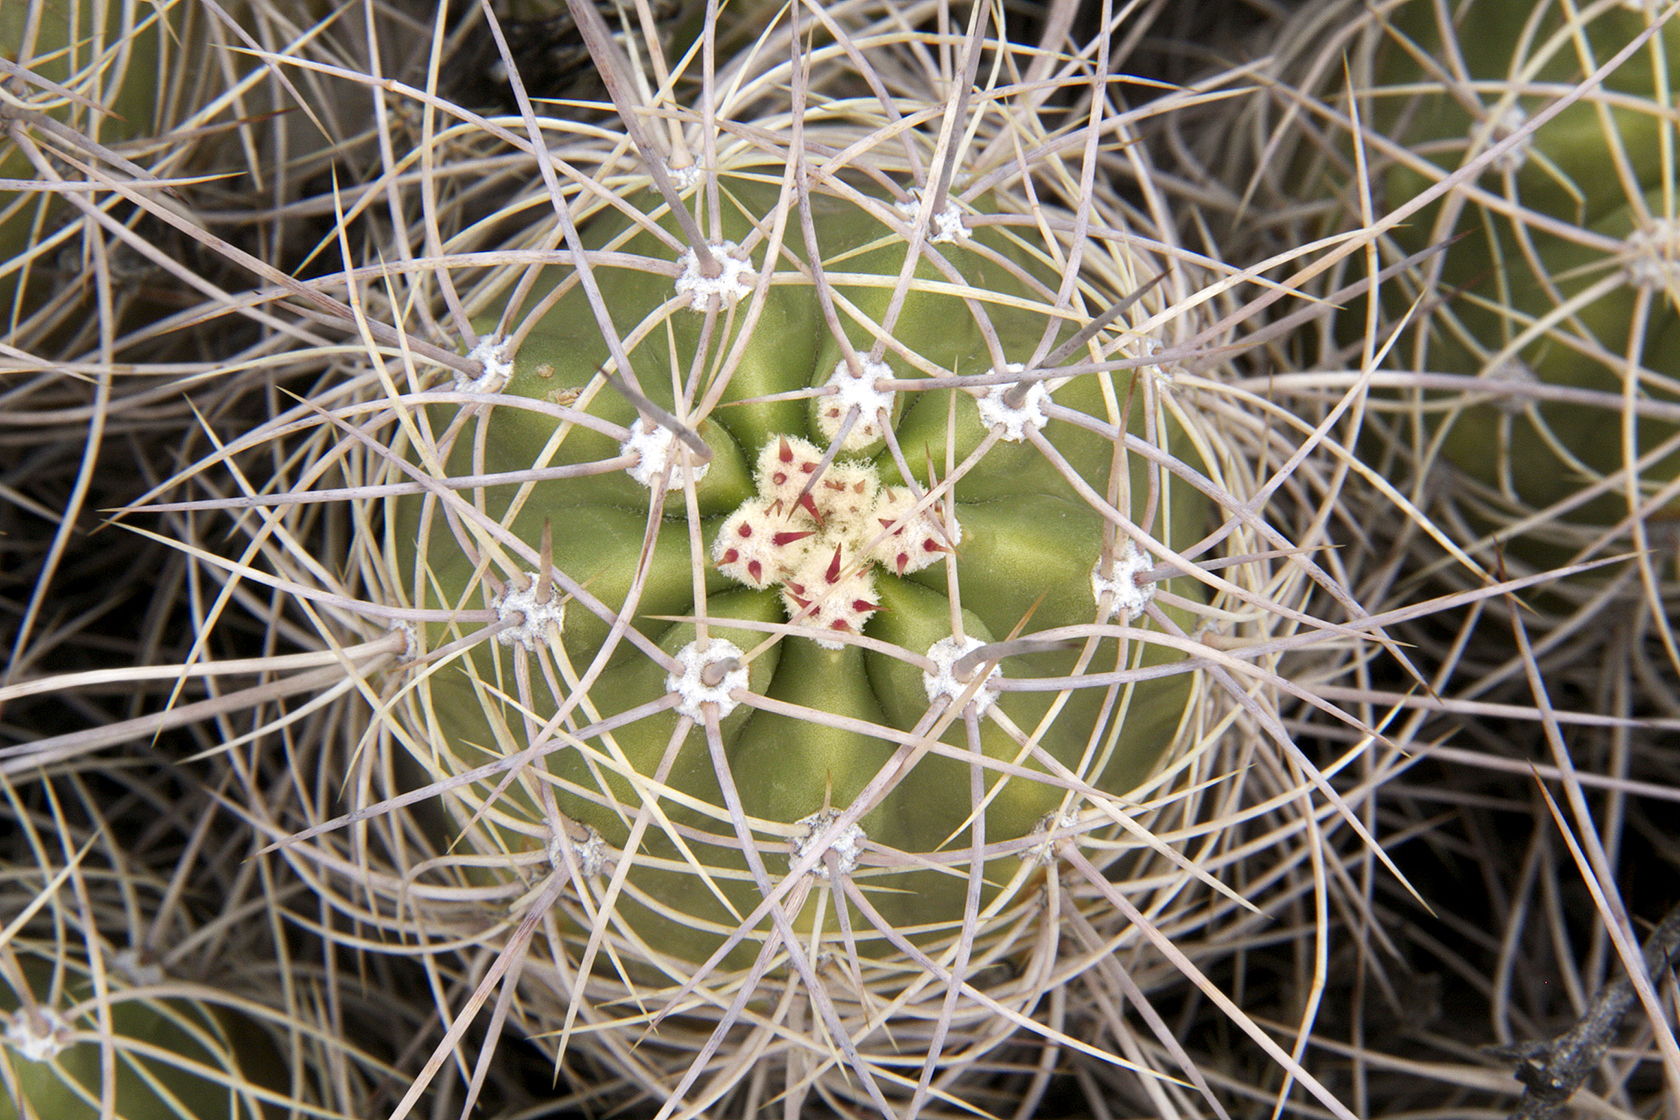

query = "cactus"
[1, 953, 272, 1120]
[1253, 0, 1680, 578]
[395, 172, 1213, 972]
[1, 773, 282, 1120]
[327, 5, 1370, 1115]
[6, 2, 1680, 1118]
[1162, 14, 1680, 1114]
[2, 0, 175, 323]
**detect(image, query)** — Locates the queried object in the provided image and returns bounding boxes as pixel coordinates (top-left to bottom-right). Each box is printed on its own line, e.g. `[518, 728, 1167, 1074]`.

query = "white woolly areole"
[1026, 810, 1082, 864]
[494, 575, 565, 649]
[548, 826, 610, 879]
[923, 635, 1002, 714]
[1623, 219, 1680, 289]
[895, 190, 971, 243]
[667, 162, 702, 191]
[111, 948, 164, 987]
[621, 417, 711, 488]
[1480, 358, 1539, 415]
[675, 241, 755, 310]
[976, 366, 1050, 441]
[668, 639, 749, 721]
[457, 337, 514, 392]
[393, 622, 419, 663]
[1092, 542, 1157, 619]
[4, 1007, 72, 1062]
[1130, 336, 1174, 385]
[790, 809, 867, 879]
[1484, 104, 1532, 173]
[817, 359, 894, 449]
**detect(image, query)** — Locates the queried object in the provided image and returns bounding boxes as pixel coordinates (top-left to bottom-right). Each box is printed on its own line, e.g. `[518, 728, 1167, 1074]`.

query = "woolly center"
[712, 436, 958, 648]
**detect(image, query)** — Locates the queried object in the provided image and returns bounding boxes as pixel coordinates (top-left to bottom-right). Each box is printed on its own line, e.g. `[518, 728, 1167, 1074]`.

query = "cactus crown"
[712, 434, 954, 647]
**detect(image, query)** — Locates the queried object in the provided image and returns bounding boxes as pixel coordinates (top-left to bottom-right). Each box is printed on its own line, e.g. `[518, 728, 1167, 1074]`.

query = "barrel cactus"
[396, 168, 1211, 967]
[349, 3, 1358, 1109]
[2, 774, 276, 1120]
[1, 950, 273, 1120]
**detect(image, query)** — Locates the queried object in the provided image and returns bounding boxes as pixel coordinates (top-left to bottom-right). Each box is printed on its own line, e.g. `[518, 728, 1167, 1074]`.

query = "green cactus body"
[397, 176, 1208, 967]
[1356, 1, 1680, 557]
[1, 0, 174, 313]
[1, 950, 275, 1120]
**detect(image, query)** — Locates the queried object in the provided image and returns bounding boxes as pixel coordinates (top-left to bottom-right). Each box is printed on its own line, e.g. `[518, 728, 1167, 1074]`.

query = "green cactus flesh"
[1, 950, 274, 1120]
[397, 176, 1209, 966]
[1, 0, 171, 311]
[1365, 1, 1680, 545]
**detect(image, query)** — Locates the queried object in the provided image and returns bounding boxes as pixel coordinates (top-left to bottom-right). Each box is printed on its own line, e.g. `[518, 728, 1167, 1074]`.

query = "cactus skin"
[1, 951, 275, 1120]
[1336, 1, 1680, 561]
[1, 0, 173, 313]
[399, 176, 1209, 967]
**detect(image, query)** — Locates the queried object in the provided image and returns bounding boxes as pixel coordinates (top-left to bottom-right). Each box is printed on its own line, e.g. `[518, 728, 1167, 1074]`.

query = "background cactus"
[1152, 2, 1680, 1115]
[1231, 0, 1680, 588]
[0, 762, 425, 1120]
[1, 0, 172, 319]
